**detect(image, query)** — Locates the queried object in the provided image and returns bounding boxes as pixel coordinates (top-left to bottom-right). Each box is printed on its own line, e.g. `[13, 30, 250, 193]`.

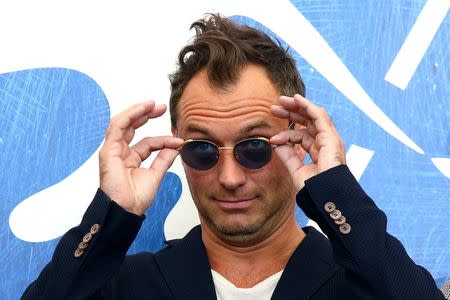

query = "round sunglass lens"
[180, 141, 218, 170]
[235, 139, 272, 169]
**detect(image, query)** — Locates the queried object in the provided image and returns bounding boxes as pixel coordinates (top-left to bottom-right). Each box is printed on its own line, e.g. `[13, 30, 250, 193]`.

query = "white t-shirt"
[211, 269, 283, 300]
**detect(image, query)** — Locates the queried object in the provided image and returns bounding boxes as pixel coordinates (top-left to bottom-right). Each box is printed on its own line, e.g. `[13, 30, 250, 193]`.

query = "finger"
[271, 105, 310, 126]
[274, 95, 320, 136]
[121, 104, 168, 143]
[273, 144, 307, 188]
[130, 103, 166, 129]
[148, 148, 180, 183]
[270, 128, 318, 158]
[290, 94, 335, 133]
[112, 101, 156, 132]
[128, 136, 184, 165]
[279, 95, 303, 111]
[278, 95, 334, 133]
[121, 110, 162, 145]
[106, 101, 166, 144]
[273, 144, 300, 167]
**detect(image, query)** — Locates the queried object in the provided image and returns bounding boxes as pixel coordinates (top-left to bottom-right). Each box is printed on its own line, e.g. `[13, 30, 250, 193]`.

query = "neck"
[202, 213, 305, 288]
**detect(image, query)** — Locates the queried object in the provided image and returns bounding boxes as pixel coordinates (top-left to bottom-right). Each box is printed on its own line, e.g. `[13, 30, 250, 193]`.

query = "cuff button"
[74, 249, 84, 258]
[78, 242, 88, 250]
[324, 202, 336, 213]
[339, 223, 352, 235]
[330, 210, 342, 220]
[334, 215, 346, 225]
[90, 224, 101, 235]
[83, 233, 93, 243]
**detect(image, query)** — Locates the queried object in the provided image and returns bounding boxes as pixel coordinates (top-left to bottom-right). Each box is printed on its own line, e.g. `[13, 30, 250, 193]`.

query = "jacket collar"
[272, 226, 339, 299]
[155, 225, 216, 299]
[155, 225, 338, 300]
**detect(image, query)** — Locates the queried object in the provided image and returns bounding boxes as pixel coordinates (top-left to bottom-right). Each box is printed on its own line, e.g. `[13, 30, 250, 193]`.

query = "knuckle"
[99, 142, 117, 158]
[327, 118, 334, 127]
[105, 127, 114, 138]
[319, 110, 334, 126]
[319, 108, 328, 119]
[99, 146, 109, 159]
[109, 115, 120, 127]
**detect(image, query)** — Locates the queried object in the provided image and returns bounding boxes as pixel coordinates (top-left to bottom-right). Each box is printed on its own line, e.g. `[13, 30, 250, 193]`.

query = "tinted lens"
[180, 140, 219, 170]
[234, 138, 272, 169]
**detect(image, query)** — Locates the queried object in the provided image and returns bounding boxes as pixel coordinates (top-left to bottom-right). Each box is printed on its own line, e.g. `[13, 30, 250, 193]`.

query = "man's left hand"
[270, 94, 346, 191]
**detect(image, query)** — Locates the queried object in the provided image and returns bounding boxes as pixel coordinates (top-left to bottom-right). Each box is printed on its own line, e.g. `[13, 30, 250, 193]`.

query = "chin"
[211, 217, 266, 240]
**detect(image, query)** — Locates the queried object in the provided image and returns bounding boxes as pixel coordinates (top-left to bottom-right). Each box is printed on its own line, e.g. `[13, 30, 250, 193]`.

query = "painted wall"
[0, 0, 448, 298]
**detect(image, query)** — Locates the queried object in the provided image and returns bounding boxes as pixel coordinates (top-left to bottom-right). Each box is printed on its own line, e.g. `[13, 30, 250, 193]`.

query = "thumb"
[148, 148, 180, 184]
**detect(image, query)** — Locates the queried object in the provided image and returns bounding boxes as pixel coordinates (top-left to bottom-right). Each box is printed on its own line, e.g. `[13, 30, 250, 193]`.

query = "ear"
[171, 126, 178, 138]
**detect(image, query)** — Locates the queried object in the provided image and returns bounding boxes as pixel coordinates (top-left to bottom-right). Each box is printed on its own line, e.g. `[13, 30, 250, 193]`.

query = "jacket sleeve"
[297, 165, 445, 300]
[21, 189, 145, 300]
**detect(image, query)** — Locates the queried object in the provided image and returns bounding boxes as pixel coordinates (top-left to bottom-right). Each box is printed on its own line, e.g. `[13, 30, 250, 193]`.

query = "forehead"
[176, 64, 284, 136]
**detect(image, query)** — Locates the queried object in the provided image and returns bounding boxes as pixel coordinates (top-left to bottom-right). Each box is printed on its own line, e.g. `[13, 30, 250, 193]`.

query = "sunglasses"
[178, 137, 277, 170]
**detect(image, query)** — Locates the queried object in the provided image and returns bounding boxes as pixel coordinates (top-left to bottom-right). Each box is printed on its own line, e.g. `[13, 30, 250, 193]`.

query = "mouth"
[213, 197, 256, 210]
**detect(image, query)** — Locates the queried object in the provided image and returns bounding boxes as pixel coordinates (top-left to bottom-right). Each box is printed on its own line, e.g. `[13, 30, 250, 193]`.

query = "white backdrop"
[0, 1, 448, 298]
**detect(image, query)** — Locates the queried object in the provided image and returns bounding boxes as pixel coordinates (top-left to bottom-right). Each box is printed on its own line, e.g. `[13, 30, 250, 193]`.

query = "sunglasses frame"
[178, 137, 277, 170]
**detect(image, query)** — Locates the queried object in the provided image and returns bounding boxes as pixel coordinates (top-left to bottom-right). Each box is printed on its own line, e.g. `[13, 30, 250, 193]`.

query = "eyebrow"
[185, 124, 210, 135]
[241, 120, 271, 134]
[185, 120, 272, 137]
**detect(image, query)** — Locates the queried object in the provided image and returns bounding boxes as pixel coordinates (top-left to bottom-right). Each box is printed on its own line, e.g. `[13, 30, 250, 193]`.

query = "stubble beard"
[198, 189, 295, 246]
[203, 211, 267, 244]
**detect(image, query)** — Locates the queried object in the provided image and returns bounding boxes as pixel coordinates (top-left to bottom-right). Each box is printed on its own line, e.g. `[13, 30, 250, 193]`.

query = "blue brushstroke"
[0, 68, 111, 298]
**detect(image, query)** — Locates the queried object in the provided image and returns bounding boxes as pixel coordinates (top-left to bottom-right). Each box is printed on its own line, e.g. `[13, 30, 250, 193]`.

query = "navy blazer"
[22, 166, 445, 299]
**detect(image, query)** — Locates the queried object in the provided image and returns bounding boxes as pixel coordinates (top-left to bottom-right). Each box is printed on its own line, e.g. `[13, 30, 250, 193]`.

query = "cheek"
[259, 157, 295, 192]
[183, 167, 214, 196]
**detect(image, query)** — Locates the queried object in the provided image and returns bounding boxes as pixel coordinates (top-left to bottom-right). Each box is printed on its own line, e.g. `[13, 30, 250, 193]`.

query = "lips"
[214, 197, 256, 210]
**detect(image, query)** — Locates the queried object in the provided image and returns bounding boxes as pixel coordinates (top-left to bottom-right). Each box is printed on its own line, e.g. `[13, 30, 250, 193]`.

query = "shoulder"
[120, 225, 203, 274]
[108, 226, 206, 297]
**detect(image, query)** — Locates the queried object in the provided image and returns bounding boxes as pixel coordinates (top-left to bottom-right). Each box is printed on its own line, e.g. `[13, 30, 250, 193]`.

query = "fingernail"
[269, 135, 281, 142]
[279, 95, 291, 100]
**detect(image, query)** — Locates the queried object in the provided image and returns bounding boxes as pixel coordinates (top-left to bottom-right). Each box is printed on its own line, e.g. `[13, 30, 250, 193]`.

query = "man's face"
[174, 64, 299, 245]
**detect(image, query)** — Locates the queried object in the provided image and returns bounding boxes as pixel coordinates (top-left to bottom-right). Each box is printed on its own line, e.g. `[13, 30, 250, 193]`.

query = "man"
[22, 14, 444, 299]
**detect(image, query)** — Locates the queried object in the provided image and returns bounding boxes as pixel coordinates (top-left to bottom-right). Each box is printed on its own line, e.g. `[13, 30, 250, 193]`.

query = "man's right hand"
[99, 101, 183, 216]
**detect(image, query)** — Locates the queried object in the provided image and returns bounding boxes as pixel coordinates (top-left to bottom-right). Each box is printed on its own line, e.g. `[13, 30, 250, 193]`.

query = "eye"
[246, 139, 266, 149]
[192, 141, 216, 153]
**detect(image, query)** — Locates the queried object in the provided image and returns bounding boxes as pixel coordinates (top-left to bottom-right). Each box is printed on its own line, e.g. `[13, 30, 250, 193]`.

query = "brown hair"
[169, 13, 305, 128]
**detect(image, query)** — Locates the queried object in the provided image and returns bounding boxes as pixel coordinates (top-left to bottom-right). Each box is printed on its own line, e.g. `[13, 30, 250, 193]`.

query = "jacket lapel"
[154, 225, 216, 299]
[271, 226, 340, 299]
[154, 226, 338, 299]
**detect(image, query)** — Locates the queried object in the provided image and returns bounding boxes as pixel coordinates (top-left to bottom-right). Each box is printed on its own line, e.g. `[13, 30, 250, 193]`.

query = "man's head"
[169, 14, 305, 246]
[169, 13, 305, 129]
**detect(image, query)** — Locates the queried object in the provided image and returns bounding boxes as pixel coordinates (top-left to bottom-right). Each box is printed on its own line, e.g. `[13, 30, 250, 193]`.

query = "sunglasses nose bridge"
[217, 146, 235, 153]
[216, 146, 240, 166]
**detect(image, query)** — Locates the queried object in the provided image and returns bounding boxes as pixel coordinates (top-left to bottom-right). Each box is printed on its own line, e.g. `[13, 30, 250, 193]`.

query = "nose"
[216, 150, 246, 190]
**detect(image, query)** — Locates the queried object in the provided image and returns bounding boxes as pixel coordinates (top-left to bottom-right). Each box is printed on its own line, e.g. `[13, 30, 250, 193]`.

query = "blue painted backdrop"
[0, 1, 448, 298]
